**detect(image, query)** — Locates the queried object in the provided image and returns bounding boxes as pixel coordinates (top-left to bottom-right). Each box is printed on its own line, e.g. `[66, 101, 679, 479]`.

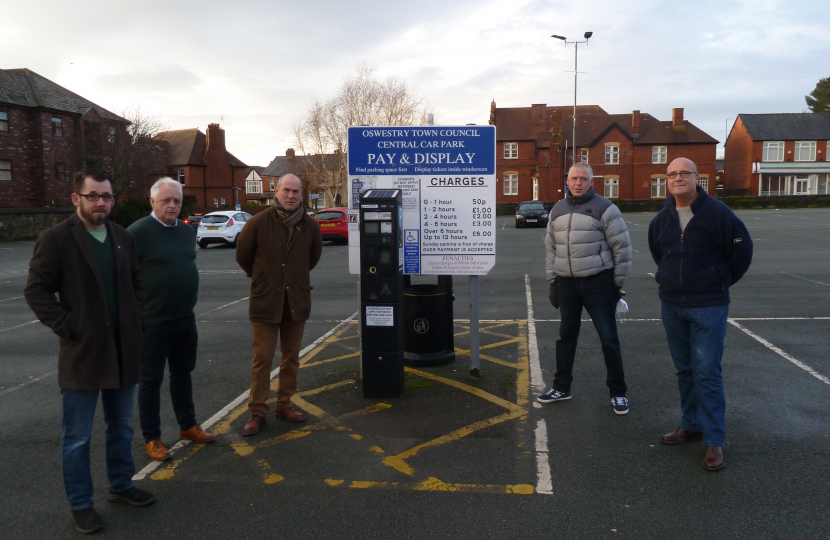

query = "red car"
[315, 207, 349, 242]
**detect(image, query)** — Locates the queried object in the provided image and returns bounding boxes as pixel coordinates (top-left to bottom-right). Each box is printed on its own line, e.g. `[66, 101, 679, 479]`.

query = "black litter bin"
[403, 275, 455, 367]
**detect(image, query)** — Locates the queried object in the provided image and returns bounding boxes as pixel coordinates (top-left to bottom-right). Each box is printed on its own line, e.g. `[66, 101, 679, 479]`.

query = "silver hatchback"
[196, 211, 252, 248]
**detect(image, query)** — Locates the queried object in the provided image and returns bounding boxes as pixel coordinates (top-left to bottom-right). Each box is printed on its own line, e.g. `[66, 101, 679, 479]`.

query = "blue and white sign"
[347, 126, 496, 275]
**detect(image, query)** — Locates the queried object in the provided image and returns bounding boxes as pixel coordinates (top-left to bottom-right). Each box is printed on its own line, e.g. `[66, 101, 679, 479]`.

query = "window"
[651, 177, 666, 198]
[51, 117, 63, 137]
[220, 198, 226, 206]
[762, 141, 784, 162]
[0, 111, 8, 131]
[503, 173, 518, 195]
[604, 177, 619, 198]
[532, 178, 539, 200]
[0, 160, 11, 181]
[246, 180, 262, 194]
[794, 141, 816, 162]
[269, 177, 276, 191]
[213, 198, 219, 208]
[54, 162, 66, 182]
[652, 146, 667, 164]
[580, 149, 588, 163]
[698, 175, 709, 193]
[504, 143, 518, 159]
[107, 126, 116, 143]
[605, 145, 619, 165]
[177, 168, 185, 184]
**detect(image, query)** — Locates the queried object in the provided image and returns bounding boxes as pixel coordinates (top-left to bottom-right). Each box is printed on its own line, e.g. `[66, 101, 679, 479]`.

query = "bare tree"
[293, 64, 429, 205]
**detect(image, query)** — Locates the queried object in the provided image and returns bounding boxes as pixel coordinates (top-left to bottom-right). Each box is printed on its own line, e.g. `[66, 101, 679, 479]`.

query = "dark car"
[515, 201, 548, 228]
[315, 207, 349, 242]
[183, 213, 203, 230]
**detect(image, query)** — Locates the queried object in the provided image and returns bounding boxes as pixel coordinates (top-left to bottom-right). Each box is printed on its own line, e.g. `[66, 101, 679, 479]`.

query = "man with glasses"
[26, 168, 155, 533]
[649, 157, 753, 471]
[128, 177, 215, 463]
[538, 162, 633, 415]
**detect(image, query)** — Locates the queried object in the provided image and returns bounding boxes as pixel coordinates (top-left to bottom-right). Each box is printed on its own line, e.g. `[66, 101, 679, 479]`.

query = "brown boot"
[179, 424, 216, 443]
[243, 415, 267, 436]
[704, 446, 725, 471]
[145, 440, 171, 461]
[661, 427, 703, 445]
[275, 407, 305, 423]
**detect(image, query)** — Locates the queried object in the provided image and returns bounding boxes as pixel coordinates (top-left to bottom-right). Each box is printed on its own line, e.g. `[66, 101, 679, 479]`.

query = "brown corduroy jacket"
[235, 207, 323, 323]
[24, 213, 144, 390]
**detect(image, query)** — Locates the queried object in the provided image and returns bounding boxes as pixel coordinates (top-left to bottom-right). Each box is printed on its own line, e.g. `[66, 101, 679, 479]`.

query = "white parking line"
[198, 297, 249, 316]
[534, 419, 552, 495]
[524, 275, 552, 495]
[780, 271, 830, 287]
[0, 370, 57, 397]
[133, 311, 358, 481]
[728, 319, 830, 386]
[0, 320, 38, 333]
[0, 296, 24, 303]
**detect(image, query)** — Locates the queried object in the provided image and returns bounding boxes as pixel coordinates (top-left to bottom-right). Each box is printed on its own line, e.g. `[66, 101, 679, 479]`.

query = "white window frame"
[651, 177, 666, 198]
[177, 168, 185, 184]
[580, 149, 588, 163]
[604, 177, 619, 198]
[503, 173, 518, 195]
[269, 177, 276, 191]
[0, 111, 8, 131]
[762, 141, 784, 162]
[794, 141, 816, 162]
[698, 175, 709, 193]
[652, 146, 667, 164]
[213, 198, 219, 208]
[52, 116, 63, 137]
[0, 160, 11, 181]
[605, 145, 619, 165]
[246, 180, 262, 194]
[220, 198, 226, 206]
[532, 178, 539, 200]
[504, 143, 518, 159]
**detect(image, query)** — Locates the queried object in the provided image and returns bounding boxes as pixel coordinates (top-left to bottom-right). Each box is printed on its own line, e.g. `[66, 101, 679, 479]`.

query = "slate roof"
[261, 153, 343, 177]
[634, 121, 718, 145]
[156, 128, 247, 167]
[493, 105, 607, 141]
[737, 113, 830, 141]
[0, 68, 126, 122]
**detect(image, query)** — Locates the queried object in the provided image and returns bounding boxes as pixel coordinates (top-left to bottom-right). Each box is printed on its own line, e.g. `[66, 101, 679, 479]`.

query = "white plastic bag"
[615, 299, 629, 323]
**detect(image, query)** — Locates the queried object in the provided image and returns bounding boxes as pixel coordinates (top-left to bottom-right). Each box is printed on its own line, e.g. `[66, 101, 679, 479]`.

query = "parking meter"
[359, 189, 404, 398]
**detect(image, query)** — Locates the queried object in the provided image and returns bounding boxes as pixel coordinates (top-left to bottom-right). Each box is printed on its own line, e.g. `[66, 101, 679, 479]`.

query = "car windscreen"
[201, 215, 230, 224]
[186, 215, 202, 221]
[316, 211, 344, 221]
[519, 203, 545, 211]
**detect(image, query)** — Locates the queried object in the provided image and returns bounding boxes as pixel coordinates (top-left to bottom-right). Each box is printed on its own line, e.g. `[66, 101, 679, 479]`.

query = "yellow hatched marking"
[325, 478, 345, 486]
[299, 323, 356, 367]
[322, 476, 535, 494]
[454, 348, 520, 369]
[515, 321, 530, 408]
[296, 379, 355, 397]
[404, 367, 523, 413]
[302, 351, 360, 368]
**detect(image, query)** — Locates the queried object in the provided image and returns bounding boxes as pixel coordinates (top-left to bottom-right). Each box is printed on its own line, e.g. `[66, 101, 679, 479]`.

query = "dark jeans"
[61, 386, 135, 510]
[553, 270, 627, 397]
[138, 315, 198, 442]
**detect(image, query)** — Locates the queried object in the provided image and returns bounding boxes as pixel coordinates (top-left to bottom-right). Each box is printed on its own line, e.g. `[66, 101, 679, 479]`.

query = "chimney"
[286, 148, 295, 157]
[672, 108, 684, 127]
[631, 110, 641, 136]
[489, 99, 496, 125]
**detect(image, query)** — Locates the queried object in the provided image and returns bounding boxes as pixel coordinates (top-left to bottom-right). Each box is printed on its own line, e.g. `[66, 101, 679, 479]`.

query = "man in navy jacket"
[648, 157, 753, 472]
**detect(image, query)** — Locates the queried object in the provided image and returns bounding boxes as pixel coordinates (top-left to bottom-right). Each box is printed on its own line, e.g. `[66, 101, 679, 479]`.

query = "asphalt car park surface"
[1, 208, 829, 539]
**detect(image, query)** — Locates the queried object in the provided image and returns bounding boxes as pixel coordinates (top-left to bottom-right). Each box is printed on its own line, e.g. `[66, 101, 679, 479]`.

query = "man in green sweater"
[128, 177, 215, 462]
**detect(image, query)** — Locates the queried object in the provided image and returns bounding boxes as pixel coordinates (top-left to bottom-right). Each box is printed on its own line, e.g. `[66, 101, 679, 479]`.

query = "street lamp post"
[552, 32, 593, 170]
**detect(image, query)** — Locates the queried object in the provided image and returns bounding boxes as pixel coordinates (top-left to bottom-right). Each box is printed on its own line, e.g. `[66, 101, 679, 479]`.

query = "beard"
[80, 204, 110, 226]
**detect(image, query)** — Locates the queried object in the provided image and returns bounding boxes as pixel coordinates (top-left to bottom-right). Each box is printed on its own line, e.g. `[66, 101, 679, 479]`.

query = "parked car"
[196, 211, 253, 248]
[183, 213, 203, 230]
[515, 201, 548, 228]
[315, 207, 349, 242]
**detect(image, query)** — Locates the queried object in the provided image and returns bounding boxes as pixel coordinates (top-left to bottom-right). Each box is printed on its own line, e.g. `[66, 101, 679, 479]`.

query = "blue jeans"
[61, 386, 136, 510]
[661, 302, 729, 447]
[554, 270, 627, 397]
[138, 315, 198, 442]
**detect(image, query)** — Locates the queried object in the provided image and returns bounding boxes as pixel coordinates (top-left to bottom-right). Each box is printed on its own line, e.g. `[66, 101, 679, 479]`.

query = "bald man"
[648, 158, 753, 472]
[235, 174, 322, 436]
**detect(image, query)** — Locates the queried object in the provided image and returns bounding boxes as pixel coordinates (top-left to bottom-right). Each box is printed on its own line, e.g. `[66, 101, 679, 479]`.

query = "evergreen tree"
[805, 77, 830, 113]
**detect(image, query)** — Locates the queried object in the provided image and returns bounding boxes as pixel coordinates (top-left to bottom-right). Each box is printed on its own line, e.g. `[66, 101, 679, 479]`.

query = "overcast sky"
[5, 0, 828, 165]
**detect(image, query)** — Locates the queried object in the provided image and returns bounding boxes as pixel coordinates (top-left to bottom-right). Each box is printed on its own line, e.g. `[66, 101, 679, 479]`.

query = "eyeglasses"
[77, 193, 114, 202]
[666, 171, 696, 180]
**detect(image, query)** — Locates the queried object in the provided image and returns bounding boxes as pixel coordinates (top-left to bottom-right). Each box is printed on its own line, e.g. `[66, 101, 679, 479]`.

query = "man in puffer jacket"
[538, 162, 633, 415]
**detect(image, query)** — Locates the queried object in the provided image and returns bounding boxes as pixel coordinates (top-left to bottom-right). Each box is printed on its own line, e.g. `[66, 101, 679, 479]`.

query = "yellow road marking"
[404, 367, 523, 412]
[323, 476, 535, 494]
[264, 474, 284, 484]
[302, 351, 360, 368]
[297, 379, 355, 397]
[299, 323, 357, 367]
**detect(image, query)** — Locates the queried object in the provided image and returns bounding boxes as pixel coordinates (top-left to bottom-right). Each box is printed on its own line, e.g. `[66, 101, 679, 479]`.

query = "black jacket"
[648, 187, 753, 307]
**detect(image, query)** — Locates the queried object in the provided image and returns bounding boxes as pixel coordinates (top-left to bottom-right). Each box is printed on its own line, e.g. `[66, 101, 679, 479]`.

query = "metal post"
[573, 41, 578, 168]
[469, 275, 480, 378]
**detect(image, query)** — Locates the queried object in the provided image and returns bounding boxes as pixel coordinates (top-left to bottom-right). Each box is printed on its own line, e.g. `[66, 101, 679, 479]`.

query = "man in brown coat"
[236, 173, 322, 436]
[25, 169, 155, 534]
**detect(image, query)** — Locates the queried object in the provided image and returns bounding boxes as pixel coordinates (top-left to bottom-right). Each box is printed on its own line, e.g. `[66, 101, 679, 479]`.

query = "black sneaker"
[107, 487, 156, 507]
[611, 396, 629, 415]
[537, 388, 572, 403]
[71, 507, 104, 534]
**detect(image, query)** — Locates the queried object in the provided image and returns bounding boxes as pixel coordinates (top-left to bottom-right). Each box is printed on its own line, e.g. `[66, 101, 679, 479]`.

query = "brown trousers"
[248, 301, 306, 416]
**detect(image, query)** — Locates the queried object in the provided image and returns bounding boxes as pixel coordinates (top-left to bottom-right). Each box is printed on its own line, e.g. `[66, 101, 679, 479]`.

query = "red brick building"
[156, 124, 248, 210]
[489, 101, 718, 203]
[724, 113, 830, 196]
[0, 68, 128, 208]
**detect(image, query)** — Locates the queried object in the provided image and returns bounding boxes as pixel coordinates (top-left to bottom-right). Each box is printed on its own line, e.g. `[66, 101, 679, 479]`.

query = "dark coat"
[235, 207, 322, 323]
[25, 213, 144, 390]
[648, 186, 753, 307]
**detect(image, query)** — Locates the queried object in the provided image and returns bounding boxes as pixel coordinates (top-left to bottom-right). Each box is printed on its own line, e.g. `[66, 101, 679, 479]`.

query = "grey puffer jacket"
[545, 186, 632, 288]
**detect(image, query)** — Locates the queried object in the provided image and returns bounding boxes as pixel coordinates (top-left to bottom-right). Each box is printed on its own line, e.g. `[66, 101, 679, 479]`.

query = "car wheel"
[515, 220, 521, 228]
[231, 235, 239, 247]
[198, 240, 208, 248]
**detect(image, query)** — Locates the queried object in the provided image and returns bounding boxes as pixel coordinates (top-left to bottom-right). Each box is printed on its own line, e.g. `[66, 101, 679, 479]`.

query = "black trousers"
[138, 315, 198, 442]
[553, 270, 627, 398]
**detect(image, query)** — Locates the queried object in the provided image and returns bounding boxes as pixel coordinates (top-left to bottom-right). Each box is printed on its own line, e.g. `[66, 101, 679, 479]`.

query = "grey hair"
[150, 177, 183, 198]
[569, 161, 594, 179]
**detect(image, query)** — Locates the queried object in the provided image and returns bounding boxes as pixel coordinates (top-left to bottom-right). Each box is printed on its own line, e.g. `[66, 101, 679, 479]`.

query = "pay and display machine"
[359, 190, 404, 398]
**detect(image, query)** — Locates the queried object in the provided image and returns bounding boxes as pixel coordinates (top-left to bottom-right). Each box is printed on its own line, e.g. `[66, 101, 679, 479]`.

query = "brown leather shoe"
[145, 440, 171, 461]
[704, 446, 725, 471]
[179, 424, 216, 443]
[661, 426, 703, 445]
[243, 415, 266, 436]
[275, 407, 305, 423]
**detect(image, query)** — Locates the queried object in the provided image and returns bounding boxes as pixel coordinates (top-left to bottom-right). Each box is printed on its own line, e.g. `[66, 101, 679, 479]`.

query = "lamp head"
[584, 31, 593, 39]
[551, 34, 566, 41]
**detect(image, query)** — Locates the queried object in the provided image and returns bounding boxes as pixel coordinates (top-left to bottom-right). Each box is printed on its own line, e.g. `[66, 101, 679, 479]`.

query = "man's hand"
[549, 282, 559, 309]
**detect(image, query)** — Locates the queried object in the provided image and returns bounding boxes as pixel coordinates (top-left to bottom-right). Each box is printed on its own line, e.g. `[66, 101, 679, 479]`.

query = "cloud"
[93, 64, 204, 94]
